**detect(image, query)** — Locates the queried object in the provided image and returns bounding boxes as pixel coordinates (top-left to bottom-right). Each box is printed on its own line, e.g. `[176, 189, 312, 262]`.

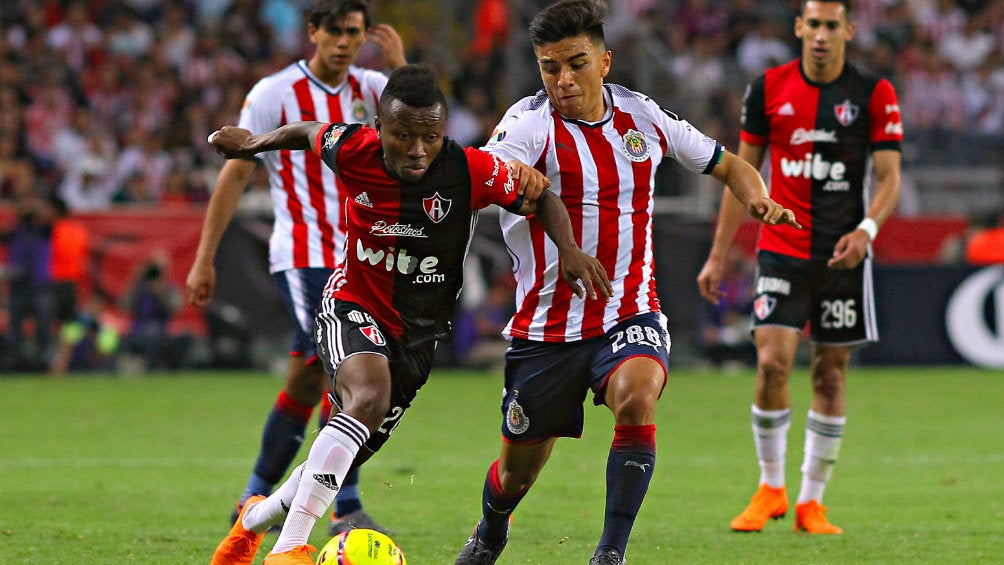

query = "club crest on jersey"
[352, 99, 368, 122]
[506, 398, 530, 435]
[323, 125, 348, 149]
[360, 325, 386, 346]
[487, 125, 506, 145]
[423, 192, 451, 223]
[621, 129, 650, 162]
[753, 294, 777, 320]
[834, 99, 859, 127]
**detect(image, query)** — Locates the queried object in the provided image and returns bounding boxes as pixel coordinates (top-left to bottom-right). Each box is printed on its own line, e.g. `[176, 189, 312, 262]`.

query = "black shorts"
[752, 250, 877, 346]
[500, 312, 670, 443]
[314, 299, 434, 455]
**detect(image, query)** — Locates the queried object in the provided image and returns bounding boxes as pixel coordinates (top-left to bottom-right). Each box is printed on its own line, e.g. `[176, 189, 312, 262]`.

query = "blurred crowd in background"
[1, 0, 1002, 374]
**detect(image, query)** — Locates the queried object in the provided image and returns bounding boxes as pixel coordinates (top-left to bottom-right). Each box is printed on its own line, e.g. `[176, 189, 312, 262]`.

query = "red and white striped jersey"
[484, 84, 723, 342]
[238, 61, 387, 272]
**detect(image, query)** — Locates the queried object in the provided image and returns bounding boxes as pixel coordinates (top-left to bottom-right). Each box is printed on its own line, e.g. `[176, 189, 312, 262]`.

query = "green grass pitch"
[2, 365, 1002, 564]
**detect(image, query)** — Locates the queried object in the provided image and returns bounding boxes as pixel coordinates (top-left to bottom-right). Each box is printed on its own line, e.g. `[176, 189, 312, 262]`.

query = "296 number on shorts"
[820, 299, 857, 329]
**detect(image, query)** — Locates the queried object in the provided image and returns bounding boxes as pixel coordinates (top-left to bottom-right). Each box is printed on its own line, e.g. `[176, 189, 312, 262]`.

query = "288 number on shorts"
[611, 324, 664, 353]
[820, 299, 857, 329]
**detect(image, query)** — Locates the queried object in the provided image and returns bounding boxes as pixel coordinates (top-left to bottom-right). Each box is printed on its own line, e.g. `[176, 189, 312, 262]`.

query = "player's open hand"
[367, 24, 406, 69]
[827, 229, 869, 269]
[506, 160, 550, 202]
[207, 126, 257, 159]
[748, 196, 801, 229]
[558, 250, 613, 301]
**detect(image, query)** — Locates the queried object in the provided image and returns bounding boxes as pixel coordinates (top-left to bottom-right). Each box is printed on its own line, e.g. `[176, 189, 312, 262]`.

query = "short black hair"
[309, 0, 372, 30]
[801, 0, 853, 16]
[529, 0, 607, 47]
[379, 64, 448, 115]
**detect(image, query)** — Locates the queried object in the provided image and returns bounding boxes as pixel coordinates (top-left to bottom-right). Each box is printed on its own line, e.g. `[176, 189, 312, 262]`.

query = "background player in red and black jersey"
[697, 0, 903, 535]
[205, 64, 612, 565]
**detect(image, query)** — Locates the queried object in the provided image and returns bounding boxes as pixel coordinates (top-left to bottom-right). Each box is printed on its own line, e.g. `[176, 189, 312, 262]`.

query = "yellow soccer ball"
[315, 528, 407, 565]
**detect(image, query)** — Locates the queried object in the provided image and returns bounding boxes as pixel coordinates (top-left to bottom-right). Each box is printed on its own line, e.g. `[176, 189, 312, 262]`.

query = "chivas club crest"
[352, 99, 368, 122]
[834, 99, 859, 127]
[360, 325, 386, 346]
[622, 129, 650, 162]
[505, 398, 530, 435]
[753, 294, 777, 320]
[423, 192, 451, 223]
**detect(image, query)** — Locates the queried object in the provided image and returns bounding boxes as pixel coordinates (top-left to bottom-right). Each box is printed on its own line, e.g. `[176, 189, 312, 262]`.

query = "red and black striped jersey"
[314, 123, 524, 345]
[741, 59, 903, 260]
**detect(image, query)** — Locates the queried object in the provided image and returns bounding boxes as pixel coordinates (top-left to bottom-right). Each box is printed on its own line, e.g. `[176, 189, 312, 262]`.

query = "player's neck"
[802, 59, 844, 84]
[308, 59, 349, 88]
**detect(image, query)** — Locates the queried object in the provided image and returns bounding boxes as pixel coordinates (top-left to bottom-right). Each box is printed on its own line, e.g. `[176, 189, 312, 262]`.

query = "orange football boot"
[210, 495, 267, 565]
[730, 484, 789, 532]
[263, 544, 317, 565]
[794, 500, 843, 534]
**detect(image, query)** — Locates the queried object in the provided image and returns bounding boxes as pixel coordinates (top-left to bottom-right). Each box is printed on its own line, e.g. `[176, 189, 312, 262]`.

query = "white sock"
[751, 404, 790, 488]
[271, 413, 369, 553]
[798, 410, 845, 504]
[242, 463, 307, 533]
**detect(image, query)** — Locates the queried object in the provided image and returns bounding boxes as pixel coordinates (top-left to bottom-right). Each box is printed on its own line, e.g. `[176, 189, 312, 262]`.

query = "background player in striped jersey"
[185, 0, 404, 538]
[697, 0, 903, 535]
[206, 63, 611, 565]
[453, 2, 800, 565]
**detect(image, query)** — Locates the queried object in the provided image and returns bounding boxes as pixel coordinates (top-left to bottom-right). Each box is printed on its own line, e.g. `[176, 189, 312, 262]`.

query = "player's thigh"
[593, 313, 670, 416]
[751, 250, 813, 333]
[501, 339, 594, 442]
[809, 257, 876, 346]
[273, 268, 334, 356]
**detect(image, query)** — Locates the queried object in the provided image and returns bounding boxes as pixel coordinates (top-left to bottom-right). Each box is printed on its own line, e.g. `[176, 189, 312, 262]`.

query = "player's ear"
[375, 117, 382, 137]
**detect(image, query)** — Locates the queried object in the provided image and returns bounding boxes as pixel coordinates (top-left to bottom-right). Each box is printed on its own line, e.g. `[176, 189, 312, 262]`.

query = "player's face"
[534, 35, 611, 122]
[308, 11, 367, 81]
[795, 1, 855, 77]
[376, 99, 446, 184]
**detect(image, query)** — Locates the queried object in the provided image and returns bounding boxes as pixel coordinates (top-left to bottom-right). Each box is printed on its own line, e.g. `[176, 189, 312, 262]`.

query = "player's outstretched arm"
[712, 150, 801, 229]
[522, 190, 613, 301]
[208, 122, 327, 160]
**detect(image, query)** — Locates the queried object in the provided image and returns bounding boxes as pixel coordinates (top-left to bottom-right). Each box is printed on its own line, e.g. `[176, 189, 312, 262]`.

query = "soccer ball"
[315, 528, 407, 565]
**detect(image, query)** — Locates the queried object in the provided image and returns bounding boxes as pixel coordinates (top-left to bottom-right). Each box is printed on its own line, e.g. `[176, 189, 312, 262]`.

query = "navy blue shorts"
[314, 299, 434, 455]
[752, 250, 877, 346]
[272, 268, 333, 357]
[500, 312, 670, 443]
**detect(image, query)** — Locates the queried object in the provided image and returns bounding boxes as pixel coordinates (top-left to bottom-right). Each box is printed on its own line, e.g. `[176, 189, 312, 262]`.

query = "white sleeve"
[650, 98, 722, 175]
[237, 78, 282, 135]
[480, 102, 546, 165]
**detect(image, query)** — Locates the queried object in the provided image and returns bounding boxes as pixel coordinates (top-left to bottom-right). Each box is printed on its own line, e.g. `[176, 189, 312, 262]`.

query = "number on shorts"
[377, 406, 405, 435]
[611, 324, 664, 353]
[821, 299, 857, 329]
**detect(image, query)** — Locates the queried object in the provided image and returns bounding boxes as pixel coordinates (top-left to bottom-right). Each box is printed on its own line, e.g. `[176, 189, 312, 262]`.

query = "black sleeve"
[741, 75, 768, 138]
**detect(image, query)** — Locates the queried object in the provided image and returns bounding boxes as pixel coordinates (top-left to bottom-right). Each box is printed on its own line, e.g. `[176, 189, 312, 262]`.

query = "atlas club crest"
[423, 192, 451, 223]
[834, 99, 859, 127]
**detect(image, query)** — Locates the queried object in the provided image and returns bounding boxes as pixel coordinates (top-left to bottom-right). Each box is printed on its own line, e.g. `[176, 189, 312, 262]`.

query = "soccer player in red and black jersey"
[206, 64, 612, 565]
[698, 0, 903, 535]
[186, 0, 407, 536]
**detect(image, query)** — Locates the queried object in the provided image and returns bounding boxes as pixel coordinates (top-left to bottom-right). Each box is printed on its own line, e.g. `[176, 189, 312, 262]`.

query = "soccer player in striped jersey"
[185, 0, 405, 538]
[697, 0, 903, 535]
[207, 64, 611, 565]
[453, 2, 799, 564]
